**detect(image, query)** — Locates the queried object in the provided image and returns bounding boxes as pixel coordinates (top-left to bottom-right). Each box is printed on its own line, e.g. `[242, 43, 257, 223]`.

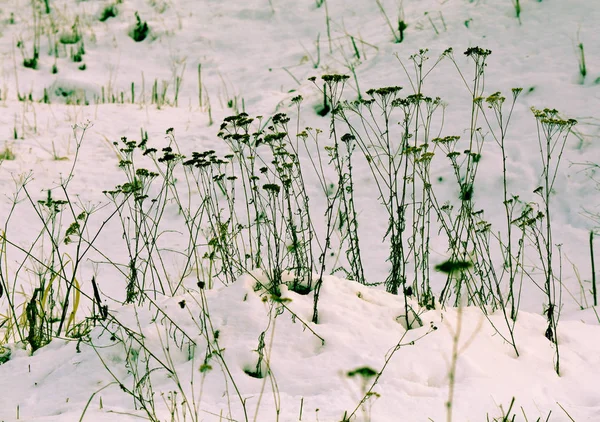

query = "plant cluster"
[0, 45, 591, 422]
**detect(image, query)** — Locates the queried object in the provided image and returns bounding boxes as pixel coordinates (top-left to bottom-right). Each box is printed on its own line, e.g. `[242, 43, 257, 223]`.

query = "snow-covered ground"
[0, 0, 599, 420]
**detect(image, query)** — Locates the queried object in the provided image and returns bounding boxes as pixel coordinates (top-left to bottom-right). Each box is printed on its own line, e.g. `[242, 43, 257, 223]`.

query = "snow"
[0, 0, 599, 421]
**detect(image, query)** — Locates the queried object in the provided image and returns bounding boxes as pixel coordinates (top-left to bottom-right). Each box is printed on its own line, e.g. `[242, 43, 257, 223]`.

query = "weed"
[301, 33, 321, 68]
[23, 56, 38, 70]
[315, 82, 330, 116]
[577, 42, 587, 83]
[59, 18, 81, 45]
[99, 3, 119, 22]
[375, 0, 404, 43]
[71, 47, 83, 63]
[130, 12, 150, 42]
[0, 346, 10, 364]
[398, 20, 408, 42]
[530, 107, 577, 374]
[592, 231, 597, 306]
[0, 145, 15, 161]
[512, 0, 522, 24]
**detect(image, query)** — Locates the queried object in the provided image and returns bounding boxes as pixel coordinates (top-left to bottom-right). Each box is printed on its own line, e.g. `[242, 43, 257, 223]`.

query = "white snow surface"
[0, 0, 599, 421]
